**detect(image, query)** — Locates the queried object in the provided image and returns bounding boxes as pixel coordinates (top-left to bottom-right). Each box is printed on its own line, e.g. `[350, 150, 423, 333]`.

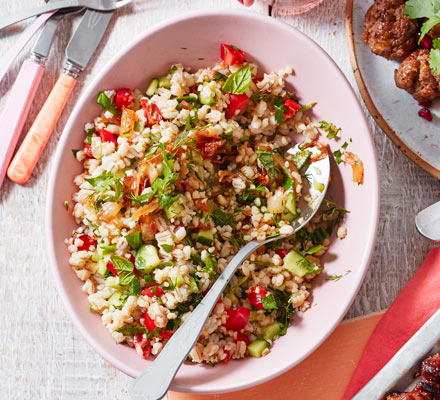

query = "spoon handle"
[129, 241, 263, 400]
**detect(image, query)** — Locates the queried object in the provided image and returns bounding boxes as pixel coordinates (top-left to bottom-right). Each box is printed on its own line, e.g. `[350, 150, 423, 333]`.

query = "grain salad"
[65, 44, 352, 364]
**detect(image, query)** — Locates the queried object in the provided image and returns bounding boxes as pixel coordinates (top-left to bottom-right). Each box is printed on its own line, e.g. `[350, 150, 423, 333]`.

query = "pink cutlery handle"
[0, 59, 45, 188]
[0, 12, 55, 85]
[7, 73, 77, 184]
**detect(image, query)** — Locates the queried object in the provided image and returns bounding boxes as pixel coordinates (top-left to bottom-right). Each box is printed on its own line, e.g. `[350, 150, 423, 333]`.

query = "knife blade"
[0, 11, 64, 188]
[416, 201, 440, 241]
[7, 8, 115, 184]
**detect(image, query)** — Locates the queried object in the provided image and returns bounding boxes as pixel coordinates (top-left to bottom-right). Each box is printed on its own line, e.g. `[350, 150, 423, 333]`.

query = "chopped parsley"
[256, 149, 279, 178]
[96, 91, 119, 115]
[261, 294, 278, 310]
[273, 97, 286, 125]
[320, 120, 341, 139]
[213, 207, 235, 227]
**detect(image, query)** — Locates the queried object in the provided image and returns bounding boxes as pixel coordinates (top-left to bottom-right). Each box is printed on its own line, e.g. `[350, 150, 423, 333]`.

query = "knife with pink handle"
[0, 13, 63, 188]
[7, 9, 115, 184]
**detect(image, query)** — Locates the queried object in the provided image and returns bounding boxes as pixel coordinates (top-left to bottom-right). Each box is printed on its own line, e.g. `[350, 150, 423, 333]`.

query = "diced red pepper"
[141, 286, 165, 297]
[82, 143, 93, 158]
[247, 286, 268, 310]
[283, 99, 301, 121]
[76, 234, 97, 251]
[144, 312, 156, 332]
[223, 349, 231, 364]
[223, 306, 250, 331]
[220, 44, 246, 66]
[252, 77, 263, 84]
[133, 333, 152, 359]
[158, 330, 174, 340]
[99, 129, 118, 147]
[141, 99, 163, 127]
[106, 254, 136, 277]
[115, 88, 134, 111]
[178, 100, 193, 110]
[227, 93, 249, 119]
[106, 260, 118, 276]
[275, 249, 288, 259]
[236, 332, 251, 346]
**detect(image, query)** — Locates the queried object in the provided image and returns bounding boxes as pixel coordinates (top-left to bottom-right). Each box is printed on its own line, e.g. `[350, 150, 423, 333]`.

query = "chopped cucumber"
[158, 76, 171, 89]
[196, 230, 214, 246]
[188, 276, 199, 293]
[313, 179, 325, 192]
[135, 244, 161, 273]
[283, 250, 310, 277]
[165, 201, 183, 219]
[285, 193, 297, 216]
[248, 339, 269, 358]
[226, 293, 239, 304]
[198, 82, 216, 105]
[170, 273, 185, 287]
[294, 150, 312, 171]
[146, 77, 159, 97]
[105, 276, 121, 289]
[264, 322, 282, 341]
[281, 210, 296, 222]
[108, 291, 122, 307]
[97, 259, 108, 276]
[91, 251, 100, 263]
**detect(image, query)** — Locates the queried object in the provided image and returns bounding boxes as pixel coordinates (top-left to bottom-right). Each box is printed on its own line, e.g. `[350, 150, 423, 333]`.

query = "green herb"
[311, 226, 329, 245]
[298, 102, 317, 112]
[250, 89, 272, 101]
[186, 230, 196, 247]
[232, 276, 248, 289]
[173, 131, 194, 151]
[304, 245, 323, 255]
[219, 130, 233, 140]
[158, 194, 180, 209]
[72, 149, 79, 158]
[64, 201, 70, 210]
[283, 177, 294, 190]
[320, 120, 341, 139]
[273, 97, 286, 125]
[161, 244, 174, 253]
[213, 71, 228, 81]
[96, 92, 119, 115]
[327, 270, 351, 282]
[204, 255, 218, 278]
[168, 65, 177, 74]
[93, 194, 114, 213]
[117, 326, 148, 335]
[221, 64, 252, 95]
[99, 244, 116, 255]
[145, 144, 159, 159]
[261, 294, 278, 310]
[207, 361, 216, 368]
[430, 38, 440, 75]
[85, 171, 114, 192]
[227, 235, 246, 249]
[125, 231, 143, 250]
[86, 129, 94, 144]
[128, 277, 141, 296]
[213, 208, 235, 227]
[404, 0, 440, 43]
[333, 141, 349, 164]
[273, 289, 296, 335]
[256, 149, 279, 178]
[144, 274, 153, 283]
[110, 255, 136, 286]
[127, 192, 153, 207]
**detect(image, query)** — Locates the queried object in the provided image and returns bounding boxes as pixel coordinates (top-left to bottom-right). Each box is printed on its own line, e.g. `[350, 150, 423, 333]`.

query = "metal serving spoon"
[129, 142, 331, 400]
[0, 0, 130, 31]
[415, 200, 440, 241]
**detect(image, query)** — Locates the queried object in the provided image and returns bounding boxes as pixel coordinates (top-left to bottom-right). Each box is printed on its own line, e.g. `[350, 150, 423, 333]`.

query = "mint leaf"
[256, 149, 279, 178]
[110, 255, 136, 286]
[99, 244, 116, 255]
[96, 92, 119, 115]
[159, 194, 180, 209]
[128, 277, 141, 296]
[85, 171, 114, 192]
[222, 64, 252, 94]
[125, 231, 143, 250]
[261, 294, 278, 310]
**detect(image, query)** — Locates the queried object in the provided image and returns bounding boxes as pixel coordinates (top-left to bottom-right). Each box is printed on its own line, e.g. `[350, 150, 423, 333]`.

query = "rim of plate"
[345, 0, 440, 180]
[46, 8, 380, 393]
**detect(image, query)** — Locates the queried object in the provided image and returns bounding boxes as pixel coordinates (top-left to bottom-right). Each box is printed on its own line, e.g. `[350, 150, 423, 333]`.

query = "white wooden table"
[1, 0, 439, 398]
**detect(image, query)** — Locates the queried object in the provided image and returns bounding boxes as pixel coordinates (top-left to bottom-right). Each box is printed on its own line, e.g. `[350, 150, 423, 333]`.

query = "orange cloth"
[169, 311, 384, 400]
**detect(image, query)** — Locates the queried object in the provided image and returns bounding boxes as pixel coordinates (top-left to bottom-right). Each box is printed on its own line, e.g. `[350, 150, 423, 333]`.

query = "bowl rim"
[46, 8, 380, 394]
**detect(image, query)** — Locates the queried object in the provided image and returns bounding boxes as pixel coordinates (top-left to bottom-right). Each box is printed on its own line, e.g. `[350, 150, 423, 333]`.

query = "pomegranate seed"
[418, 100, 432, 108]
[420, 34, 433, 49]
[418, 108, 433, 121]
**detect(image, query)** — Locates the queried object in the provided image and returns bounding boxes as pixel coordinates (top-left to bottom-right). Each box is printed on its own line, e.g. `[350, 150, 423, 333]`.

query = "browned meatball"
[394, 49, 440, 101]
[422, 354, 440, 385]
[363, 0, 419, 60]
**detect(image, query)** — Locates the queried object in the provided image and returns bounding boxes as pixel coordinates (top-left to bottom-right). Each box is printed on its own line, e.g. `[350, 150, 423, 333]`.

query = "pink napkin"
[246, 0, 323, 16]
[343, 248, 440, 399]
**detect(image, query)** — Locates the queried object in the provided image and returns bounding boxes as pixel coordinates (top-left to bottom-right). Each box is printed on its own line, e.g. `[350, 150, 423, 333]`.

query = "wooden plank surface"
[0, 0, 439, 399]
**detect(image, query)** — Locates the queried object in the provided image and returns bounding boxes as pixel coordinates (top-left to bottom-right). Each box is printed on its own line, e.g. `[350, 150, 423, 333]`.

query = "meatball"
[386, 388, 433, 400]
[394, 49, 440, 101]
[422, 354, 440, 385]
[363, 0, 419, 60]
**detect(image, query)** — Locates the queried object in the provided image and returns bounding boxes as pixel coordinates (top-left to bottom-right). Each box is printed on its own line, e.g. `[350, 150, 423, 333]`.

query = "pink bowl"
[46, 9, 379, 394]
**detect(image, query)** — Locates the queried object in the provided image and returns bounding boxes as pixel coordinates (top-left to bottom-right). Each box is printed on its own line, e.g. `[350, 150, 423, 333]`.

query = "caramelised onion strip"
[132, 198, 160, 222]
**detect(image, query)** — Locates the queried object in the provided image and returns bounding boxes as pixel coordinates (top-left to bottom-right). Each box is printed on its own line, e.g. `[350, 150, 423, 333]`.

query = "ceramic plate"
[346, 0, 440, 179]
[46, 9, 379, 394]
